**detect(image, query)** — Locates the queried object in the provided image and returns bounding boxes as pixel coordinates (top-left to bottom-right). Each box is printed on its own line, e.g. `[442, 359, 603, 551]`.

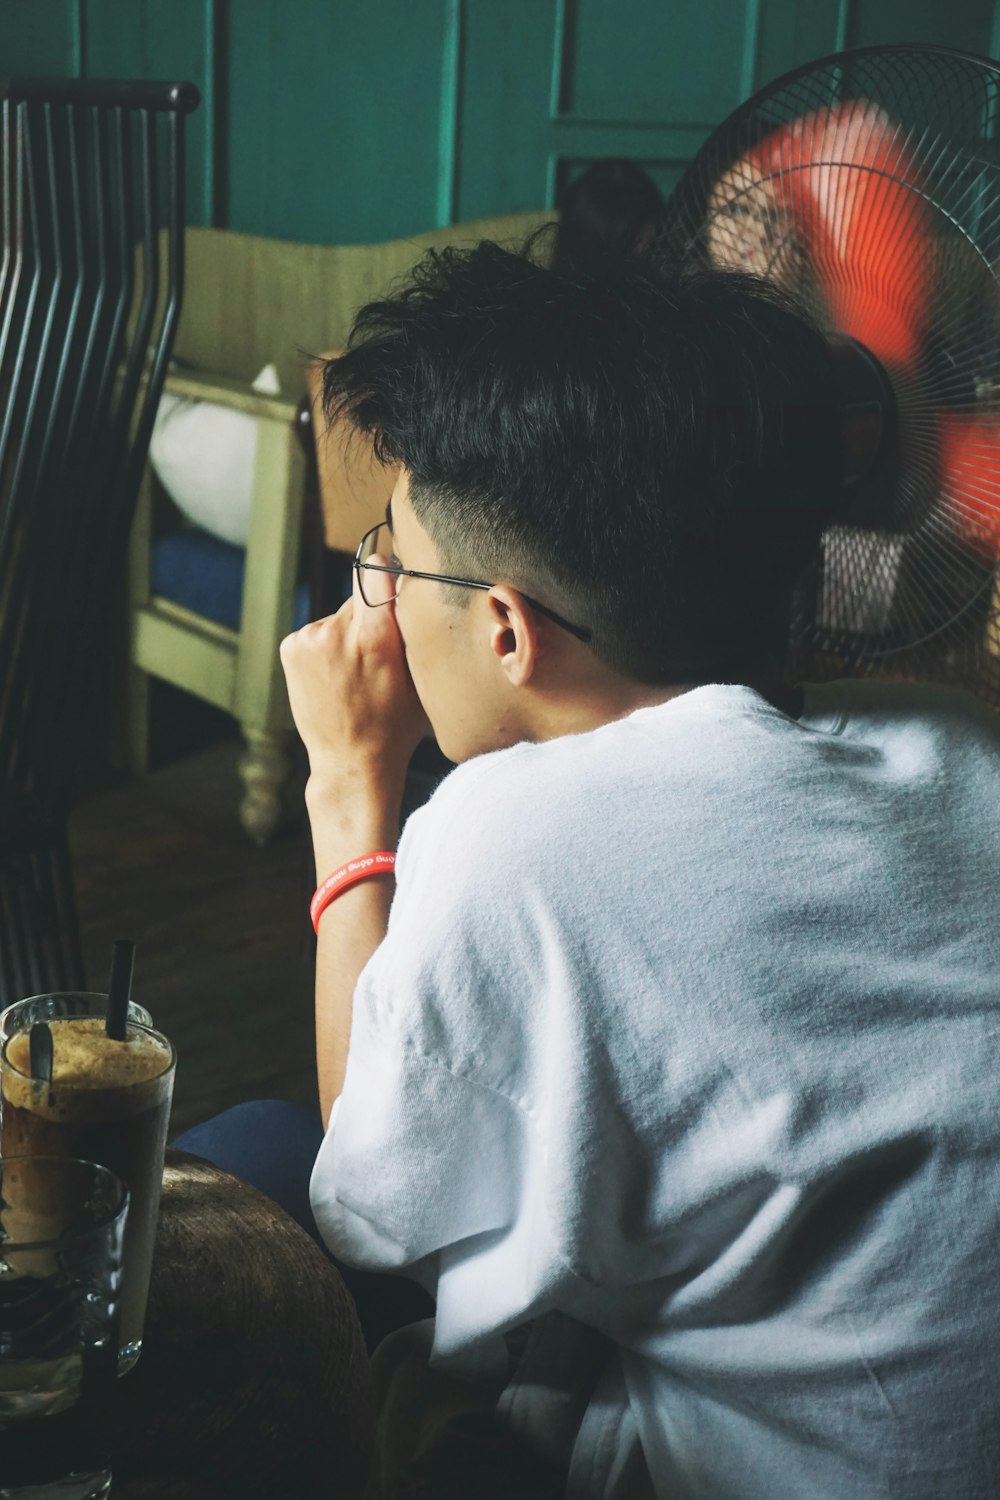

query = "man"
[279, 243, 1000, 1497]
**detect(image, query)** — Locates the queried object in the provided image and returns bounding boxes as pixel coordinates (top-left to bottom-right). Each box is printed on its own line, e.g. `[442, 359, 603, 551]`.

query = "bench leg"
[237, 729, 291, 845]
[125, 665, 152, 775]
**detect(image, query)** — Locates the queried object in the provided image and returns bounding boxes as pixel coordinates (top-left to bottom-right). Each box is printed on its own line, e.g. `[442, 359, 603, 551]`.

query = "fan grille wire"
[658, 45, 1000, 705]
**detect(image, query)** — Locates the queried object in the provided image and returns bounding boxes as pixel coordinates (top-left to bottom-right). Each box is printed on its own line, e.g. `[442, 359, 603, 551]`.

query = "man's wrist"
[305, 763, 406, 878]
[305, 766, 405, 819]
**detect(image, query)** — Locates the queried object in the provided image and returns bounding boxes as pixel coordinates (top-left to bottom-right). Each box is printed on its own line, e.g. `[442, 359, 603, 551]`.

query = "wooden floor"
[68, 737, 318, 1136]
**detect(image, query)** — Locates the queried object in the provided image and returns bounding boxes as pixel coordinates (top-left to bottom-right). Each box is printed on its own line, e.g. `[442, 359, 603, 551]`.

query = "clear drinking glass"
[0, 1021, 175, 1375]
[0, 1154, 127, 1499]
[0, 994, 153, 1050]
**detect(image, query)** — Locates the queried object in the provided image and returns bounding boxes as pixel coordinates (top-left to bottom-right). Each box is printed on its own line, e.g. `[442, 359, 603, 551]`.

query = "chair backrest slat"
[0, 76, 198, 1001]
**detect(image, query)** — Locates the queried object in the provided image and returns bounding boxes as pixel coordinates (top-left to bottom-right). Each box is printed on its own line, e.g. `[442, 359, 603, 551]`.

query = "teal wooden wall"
[3, 0, 1000, 244]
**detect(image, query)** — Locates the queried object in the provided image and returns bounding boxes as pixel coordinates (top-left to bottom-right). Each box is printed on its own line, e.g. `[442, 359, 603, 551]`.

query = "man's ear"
[485, 586, 539, 686]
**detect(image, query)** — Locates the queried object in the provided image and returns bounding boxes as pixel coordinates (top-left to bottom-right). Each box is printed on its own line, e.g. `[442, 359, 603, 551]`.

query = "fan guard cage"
[659, 44, 1000, 706]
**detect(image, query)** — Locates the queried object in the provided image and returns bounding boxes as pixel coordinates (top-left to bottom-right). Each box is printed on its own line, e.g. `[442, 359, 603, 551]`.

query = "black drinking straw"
[106, 939, 136, 1041]
[29, 1021, 53, 1083]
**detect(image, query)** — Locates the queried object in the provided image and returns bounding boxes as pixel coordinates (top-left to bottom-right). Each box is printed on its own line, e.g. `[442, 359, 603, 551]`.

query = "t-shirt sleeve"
[309, 762, 532, 1284]
[311, 1023, 526, 1273]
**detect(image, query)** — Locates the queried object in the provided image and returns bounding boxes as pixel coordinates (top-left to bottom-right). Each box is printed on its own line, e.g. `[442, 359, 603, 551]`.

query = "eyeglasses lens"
[357, 524, 392, 608]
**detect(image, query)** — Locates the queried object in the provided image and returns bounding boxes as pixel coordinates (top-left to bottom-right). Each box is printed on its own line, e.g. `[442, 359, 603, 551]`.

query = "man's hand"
[280, 554, 429, 808]
[280, 555, 430, 1124]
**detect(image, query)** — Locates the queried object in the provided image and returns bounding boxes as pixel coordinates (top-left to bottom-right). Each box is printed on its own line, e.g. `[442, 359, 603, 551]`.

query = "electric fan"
[659, 44, 1000, 705]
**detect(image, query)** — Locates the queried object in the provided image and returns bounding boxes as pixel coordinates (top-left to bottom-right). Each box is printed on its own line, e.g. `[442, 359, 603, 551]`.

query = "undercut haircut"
[323, 240, 842, 685]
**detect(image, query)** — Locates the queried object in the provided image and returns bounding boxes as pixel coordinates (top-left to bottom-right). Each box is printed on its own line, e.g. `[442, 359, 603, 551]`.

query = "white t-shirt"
[311, 681, 1000, 1498]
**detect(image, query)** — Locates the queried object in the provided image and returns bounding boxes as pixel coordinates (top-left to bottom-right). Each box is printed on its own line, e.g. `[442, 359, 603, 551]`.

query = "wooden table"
[111, 1149, 373, 1498]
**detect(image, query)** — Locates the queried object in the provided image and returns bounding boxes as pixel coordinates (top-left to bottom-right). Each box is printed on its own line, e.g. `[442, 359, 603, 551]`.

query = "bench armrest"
[163, 369, 300, 425]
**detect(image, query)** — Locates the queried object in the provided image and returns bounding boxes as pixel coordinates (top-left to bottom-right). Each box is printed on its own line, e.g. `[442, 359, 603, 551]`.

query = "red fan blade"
[758, 102, 936, 372]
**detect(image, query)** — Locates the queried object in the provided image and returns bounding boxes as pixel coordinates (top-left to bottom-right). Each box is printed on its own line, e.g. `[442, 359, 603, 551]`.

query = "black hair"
[554, 158, 665, 269]
[323, 241, 842, 685]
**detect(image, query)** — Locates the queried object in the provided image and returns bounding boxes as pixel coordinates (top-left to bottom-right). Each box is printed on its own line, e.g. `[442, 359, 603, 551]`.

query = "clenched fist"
[279, 551, 430, 797]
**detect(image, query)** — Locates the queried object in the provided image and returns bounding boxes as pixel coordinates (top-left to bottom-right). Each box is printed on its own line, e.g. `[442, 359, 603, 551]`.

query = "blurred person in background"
[553, 157, 665, 268]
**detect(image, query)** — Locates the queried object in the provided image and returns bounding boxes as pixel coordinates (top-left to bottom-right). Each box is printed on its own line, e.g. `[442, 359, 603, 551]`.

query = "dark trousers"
[172, 1099, 433, 1351]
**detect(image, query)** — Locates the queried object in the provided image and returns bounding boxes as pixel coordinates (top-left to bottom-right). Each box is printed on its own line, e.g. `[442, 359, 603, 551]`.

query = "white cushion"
[149, 364, 280, 548]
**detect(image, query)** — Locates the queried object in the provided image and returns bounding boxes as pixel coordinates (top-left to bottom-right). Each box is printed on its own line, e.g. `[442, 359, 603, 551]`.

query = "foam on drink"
[4, 1018, 170, 1113]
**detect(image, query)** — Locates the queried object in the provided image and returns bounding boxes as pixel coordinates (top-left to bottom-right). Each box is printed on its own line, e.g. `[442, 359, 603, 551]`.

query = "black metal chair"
[0, 77, 199, 1004]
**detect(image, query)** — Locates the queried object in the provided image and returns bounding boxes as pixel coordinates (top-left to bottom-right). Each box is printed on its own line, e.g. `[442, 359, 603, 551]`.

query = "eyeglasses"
[354, 523, 593, 643]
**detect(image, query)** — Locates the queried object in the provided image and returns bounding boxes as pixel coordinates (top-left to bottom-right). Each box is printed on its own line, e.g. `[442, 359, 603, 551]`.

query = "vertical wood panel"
[1, 0, 82, 75]
[559, 0, 761, 122]
[991, 0, 1000, 55]
[225, 0, 450, 243]
[550, 0, 570, 116]
[755, 0, 845, 90]
[847, 0, 996, 49]
[740, 0, 764, 98]
[455, 0, 559, 219]
[436, 0, 463, 225]
[84, 0, 216, 226]
[2, 0, 1000, 245]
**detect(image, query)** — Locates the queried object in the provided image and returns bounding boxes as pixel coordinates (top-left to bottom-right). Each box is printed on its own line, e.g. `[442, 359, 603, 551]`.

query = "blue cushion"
[152, 528, 311, 632]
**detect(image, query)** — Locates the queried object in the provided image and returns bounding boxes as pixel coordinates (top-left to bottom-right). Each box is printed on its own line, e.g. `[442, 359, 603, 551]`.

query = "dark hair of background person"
[323, 242, 844, 686]
[553, 158, 666, 268]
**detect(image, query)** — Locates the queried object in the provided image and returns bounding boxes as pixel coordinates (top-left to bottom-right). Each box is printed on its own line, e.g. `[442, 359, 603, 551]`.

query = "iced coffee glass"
[0, 1019, 175, 1375]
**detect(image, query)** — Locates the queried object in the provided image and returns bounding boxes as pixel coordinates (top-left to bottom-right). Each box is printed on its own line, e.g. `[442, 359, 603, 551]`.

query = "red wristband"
[310, 851, 396, 934]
